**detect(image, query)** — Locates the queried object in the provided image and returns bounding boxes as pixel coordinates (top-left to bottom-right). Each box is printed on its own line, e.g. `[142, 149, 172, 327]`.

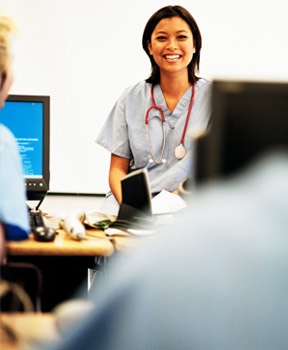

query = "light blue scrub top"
[0, 124, 30, 240]
[96, 78, 211, 199]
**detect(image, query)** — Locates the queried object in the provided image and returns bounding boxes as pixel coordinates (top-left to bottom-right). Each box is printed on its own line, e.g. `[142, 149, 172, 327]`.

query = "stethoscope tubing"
[145, 83, 195, 164]
[145, 104, 165, 124]
[145, 123, 166, 164]
[180, 82, 195, 145]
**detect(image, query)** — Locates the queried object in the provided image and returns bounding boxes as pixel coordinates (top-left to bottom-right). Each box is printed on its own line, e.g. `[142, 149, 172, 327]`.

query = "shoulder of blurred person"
[0, 14, 29, 242]
[0, 124, 29, 241]
[46, 150, 288, 350]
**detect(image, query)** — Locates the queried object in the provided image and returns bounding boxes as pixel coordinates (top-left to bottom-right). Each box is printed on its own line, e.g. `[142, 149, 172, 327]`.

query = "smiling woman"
[96, 5, 211, 215]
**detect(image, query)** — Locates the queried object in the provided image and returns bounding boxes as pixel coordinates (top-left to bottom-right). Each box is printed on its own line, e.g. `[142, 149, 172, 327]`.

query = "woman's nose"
[166, 38, 178, 50]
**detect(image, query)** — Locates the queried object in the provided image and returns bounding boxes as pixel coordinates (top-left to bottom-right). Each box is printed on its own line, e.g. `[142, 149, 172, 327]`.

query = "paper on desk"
[152, 190, 187, 215]
[105, 227, 155, 237]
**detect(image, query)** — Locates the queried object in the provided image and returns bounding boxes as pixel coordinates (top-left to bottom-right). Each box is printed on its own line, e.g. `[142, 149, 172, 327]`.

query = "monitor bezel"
[6, 94, 50, 200]
[194, 80, 288, 184]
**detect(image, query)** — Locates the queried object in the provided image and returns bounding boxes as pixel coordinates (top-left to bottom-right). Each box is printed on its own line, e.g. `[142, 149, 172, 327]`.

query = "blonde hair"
[0, 15, 15, 76]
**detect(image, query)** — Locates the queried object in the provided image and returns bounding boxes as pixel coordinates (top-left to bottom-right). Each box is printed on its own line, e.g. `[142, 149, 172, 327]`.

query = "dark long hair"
[142, 5, 202, 85]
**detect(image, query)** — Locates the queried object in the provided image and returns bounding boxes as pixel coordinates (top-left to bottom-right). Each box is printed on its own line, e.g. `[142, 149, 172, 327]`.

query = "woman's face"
[148, 16, 195, 78]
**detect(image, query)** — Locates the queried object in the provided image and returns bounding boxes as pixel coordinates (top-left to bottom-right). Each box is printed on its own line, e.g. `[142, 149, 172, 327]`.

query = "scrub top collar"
[153, 84, 193, 129]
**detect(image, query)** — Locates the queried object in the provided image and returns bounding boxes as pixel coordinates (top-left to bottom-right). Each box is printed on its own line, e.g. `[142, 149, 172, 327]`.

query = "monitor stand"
[26, 180, 48, 211]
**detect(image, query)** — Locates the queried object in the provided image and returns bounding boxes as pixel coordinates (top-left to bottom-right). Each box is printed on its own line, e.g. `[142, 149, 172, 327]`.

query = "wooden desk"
[6, 228, 151, 256]
[6, 229, 115, 257]
[5, 227, 152, 311]
[5, 230, 115, 311]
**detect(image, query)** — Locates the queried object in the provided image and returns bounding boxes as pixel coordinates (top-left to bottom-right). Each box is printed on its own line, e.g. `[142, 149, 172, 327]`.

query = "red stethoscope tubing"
[145, 82, 196, 163]
[145, 82, 196, 144]
[145, 103, 165, 123]
[180, 82, 195, 144]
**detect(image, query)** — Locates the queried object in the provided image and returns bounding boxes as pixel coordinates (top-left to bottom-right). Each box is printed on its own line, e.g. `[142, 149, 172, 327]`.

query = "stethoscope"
[145, 82, 196, 164]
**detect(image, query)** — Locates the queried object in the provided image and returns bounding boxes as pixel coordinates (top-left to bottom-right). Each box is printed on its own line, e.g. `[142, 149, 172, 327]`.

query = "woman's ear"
[147, 41, 153, 55]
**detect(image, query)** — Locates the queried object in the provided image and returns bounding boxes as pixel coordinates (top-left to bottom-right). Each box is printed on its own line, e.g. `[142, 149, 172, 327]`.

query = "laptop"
[107, 168, 155, 233]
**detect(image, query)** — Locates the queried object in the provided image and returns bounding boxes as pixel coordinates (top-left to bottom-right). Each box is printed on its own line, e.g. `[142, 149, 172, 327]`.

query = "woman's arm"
[0, 222, 7, 265]
[109, 154, 130, 204]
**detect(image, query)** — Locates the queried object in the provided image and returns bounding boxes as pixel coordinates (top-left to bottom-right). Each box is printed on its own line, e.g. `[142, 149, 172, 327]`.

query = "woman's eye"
[156, 36, 167, 41]
[178, 35, 188, 40]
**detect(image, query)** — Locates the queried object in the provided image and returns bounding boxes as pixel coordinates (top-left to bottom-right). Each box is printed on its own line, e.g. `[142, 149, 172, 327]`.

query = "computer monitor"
[0, 94, 50, 200]
[194, 80, 288, 184]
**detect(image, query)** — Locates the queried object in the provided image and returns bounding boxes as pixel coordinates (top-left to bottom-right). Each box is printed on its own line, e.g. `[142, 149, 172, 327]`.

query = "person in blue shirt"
[96, 6, 211, 214]
[41, 151, 288, 350]
[0, 14, 29, 259]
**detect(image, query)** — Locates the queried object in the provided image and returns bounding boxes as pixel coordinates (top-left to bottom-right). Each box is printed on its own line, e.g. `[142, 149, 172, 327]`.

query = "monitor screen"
[0, 95, 50, 200]
[194, 80, 288, 184]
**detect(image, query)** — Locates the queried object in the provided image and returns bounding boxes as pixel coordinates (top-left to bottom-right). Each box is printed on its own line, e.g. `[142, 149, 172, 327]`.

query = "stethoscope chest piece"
[174, 144, 186, 159]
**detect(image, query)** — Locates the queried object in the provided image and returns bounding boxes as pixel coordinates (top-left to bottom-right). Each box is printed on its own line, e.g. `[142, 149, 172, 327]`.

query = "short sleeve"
[96, 90, 132, 159]
[188, 79, 212, 135]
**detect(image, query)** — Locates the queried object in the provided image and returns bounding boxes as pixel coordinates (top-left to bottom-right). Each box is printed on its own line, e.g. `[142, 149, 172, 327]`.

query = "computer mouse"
[32, 226, 56, 242]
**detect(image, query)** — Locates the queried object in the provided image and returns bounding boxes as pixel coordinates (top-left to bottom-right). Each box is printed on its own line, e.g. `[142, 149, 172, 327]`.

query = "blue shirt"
[0, 124, 29, 241]
[44, 152, 288, 350]
[96, 79, 211, 195]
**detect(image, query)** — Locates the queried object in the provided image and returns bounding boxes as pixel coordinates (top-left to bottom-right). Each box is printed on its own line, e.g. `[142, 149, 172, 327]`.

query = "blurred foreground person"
[44, 150, 288, 350]
[0, 13, 29, 265]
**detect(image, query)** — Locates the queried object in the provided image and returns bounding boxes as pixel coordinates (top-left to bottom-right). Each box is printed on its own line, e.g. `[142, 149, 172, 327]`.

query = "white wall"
[1, 0, 288, 193]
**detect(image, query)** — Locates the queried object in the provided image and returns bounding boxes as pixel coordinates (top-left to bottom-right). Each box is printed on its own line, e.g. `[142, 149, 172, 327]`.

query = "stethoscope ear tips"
[162, 159, 167, 164]
[148, 158, 154, 164]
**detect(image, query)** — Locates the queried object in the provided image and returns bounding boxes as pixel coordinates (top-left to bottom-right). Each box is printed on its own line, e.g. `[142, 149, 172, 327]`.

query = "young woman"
[96, 5, 211, 213]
